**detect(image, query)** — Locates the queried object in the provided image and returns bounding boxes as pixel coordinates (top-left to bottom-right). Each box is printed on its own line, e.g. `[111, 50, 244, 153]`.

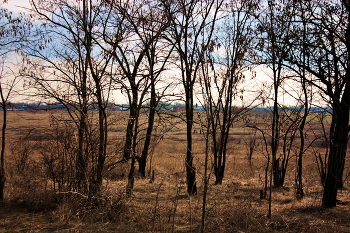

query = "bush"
[52, 190, 127, 224]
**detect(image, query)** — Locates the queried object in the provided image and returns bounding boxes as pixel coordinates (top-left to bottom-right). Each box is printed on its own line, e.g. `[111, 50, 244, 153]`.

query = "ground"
[0, 110, 349, 232]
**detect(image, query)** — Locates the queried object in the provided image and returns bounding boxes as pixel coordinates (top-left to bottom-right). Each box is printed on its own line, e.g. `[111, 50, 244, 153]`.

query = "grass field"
[0, 110, 350, 232]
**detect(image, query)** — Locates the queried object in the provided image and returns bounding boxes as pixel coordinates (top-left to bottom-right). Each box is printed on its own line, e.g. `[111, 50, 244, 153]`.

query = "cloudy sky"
[3, 0, 31, 13]
[0, 0, 322, 107]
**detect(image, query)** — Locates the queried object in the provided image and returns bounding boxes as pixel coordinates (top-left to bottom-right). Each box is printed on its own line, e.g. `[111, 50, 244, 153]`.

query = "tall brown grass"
[0, 111, 349, 232]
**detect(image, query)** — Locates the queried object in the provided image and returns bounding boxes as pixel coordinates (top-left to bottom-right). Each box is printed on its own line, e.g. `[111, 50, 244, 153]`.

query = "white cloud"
[2, 0, 31, 13]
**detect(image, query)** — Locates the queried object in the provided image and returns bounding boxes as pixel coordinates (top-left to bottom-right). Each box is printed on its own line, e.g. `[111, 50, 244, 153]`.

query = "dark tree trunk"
[76, 113, 88, 193]
[272, 99, 283, 187]
[138, 81, 156, 177]
[322, 102, 349, 207]
[214, 127, 229, 185]
[214, 152, 224, 185]
[92, 88, 107, 195]
[295, 13, 308, 199]
[322, 3, 350, 207]
[76, 0, 92, 195]
[127, 109, 139, 197]
[76, 50, 88, 194]
[126, 156, 136, 197]
[123, 86, 138, 160]
[0, 168, 4, 200]
[212, 67, 234, 185]
[123, 116, 135, 160]
[75, 69, 88, 194]
[185, 87, 197, 195]
[0, 90, 6, 200]
[138, 150, 147, 177]
[214, 163, 225, 185]
[296, 100, 307, 199]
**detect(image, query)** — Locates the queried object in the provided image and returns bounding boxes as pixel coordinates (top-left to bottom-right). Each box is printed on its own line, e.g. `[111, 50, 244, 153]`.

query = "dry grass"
[0, 110, 350, 232]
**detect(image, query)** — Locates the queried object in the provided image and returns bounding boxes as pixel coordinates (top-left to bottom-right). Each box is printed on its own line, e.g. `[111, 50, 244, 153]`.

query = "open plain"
[0, 110, 349, 232]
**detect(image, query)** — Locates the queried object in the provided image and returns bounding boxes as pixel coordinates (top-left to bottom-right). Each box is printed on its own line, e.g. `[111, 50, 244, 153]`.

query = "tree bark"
[185, 86, 197, 195]
[92, 88, 108, 194]
[126, 156, 135, 197]
[76, 53, 89, 193]
[76, 112, 88, 193]
[138, 79, 156, 177]
[123, 86, 138, 160]
[127, 108, 139, 197]
[0, 95, 6, 200]
[0, 168, 4, 200]
[322, 2, 350, 207]
[272, 85, 282, 187]
[322, 98, 350, 207]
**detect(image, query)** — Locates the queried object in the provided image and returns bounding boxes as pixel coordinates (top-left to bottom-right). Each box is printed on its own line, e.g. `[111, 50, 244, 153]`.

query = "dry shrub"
[6, 170, 57, 212]
[104, 161, 130, 180]
[52, 189, 127, 224]
[205, 200, 271, 233]
[5, 136, 57, 212]
[9, 132, 38, 175]
[5, 161, 57, 212]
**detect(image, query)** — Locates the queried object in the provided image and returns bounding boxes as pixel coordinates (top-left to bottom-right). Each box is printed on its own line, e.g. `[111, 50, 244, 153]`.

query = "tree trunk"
[76, 116, 88, 193]
[124, 85, 138, 196]
[322, 5, 350, 207]
[185, 88, 197, 195]
[138, 82, 156, 177]
[92, 89, 107, 195]
[123, 116, 135, 160]
[201, 116, 211, 233]
[296, 14, 308, 199]
[77, 1, 91, 194]
[214, 132, 228, 185]
[272, 92, 283, 188]
[123, 87, 137, 160]
[0, 168, 4, 200]
[76, 84, 89, 193]
[214, 161, 223, 185]
[126, 109, 139, 197]
[296, 107, 306, 199]
[322, 103, 349, 207]
[296, 76, 308, 199]
[213, 72, 233, 185]
[0, 92, 7, 200]
[126, 156, 135, 197]
[214, 138, 223, 185]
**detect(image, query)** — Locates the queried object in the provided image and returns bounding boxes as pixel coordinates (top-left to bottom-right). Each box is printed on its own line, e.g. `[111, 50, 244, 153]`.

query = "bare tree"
[294, 2, 309, 199]
[0, 62, 19, 200]
[137, 42, 174, 178]
[102, 0, 172, 195]
[256, 0, 297, 188]
[311, 110, 330, 186]
[284, 0, 350, 207]
[0, 5, 29, 200]
[80, 0, 114, 195]
[23, 0, 112, 195]
[199, 0, 258, 185]
[244, 127, 258, 166]
[163, 0, 223, 195]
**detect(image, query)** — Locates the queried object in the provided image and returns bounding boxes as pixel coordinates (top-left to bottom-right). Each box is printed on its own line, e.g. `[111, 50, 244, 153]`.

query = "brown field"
[1, 110, 350, 232]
